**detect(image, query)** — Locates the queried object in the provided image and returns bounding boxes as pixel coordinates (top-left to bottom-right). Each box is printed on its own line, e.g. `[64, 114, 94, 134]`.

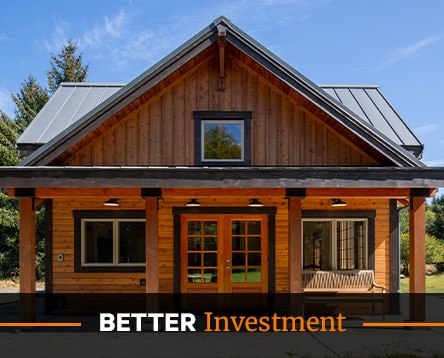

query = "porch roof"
[1, 166, 444, 190]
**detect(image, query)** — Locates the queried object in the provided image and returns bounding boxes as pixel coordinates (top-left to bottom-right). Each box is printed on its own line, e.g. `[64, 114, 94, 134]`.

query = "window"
[194, 111, 251, 166]
[74, 211, 145, 272]
[303, 219, 368, 271]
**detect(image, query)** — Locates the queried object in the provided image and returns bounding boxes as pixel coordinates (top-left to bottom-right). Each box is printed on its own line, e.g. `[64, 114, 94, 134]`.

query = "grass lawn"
[400, 274, 444, 293]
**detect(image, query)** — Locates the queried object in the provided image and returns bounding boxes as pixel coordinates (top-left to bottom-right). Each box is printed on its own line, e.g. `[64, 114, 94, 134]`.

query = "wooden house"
[1, 16, 443, 320]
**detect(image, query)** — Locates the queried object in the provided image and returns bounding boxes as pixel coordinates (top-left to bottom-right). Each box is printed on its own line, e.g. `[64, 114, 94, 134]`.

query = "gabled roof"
[18, 16, 425, 168]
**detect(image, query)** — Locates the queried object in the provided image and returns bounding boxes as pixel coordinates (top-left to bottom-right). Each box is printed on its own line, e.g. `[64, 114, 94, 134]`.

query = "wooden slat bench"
[302, 270, 386, 319]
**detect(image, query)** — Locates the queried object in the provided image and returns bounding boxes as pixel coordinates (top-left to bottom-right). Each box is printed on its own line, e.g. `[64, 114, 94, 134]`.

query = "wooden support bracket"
[217, 24, 227, 91]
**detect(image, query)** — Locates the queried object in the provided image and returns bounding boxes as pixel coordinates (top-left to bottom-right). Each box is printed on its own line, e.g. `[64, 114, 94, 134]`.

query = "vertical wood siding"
[63, 49, 379, 166]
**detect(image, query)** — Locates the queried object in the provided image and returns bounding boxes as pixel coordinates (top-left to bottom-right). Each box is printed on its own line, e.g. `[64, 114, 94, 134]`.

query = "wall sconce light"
[331, 198, 347, 207]
[186, 198, 201, 207]
[248, 198, 264, 207]
[104, 198, 120, 207]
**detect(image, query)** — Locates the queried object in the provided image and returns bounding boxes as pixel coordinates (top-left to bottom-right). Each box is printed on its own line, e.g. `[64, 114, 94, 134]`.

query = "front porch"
[6, 181, 431, 322]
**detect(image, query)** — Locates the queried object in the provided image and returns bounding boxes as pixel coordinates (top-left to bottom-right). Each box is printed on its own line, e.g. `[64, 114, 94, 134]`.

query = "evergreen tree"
[47, 39, 89, 94]
[0, 111, 20, 165]
[428, 195, 444, 241]
[11, 75, 49, 132]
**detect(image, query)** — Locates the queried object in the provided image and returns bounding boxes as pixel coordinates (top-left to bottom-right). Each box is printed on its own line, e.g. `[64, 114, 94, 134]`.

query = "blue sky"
[1, 0, 444, 169]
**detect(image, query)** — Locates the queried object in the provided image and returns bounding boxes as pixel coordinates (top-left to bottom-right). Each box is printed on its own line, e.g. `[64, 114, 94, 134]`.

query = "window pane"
[203, 122, 243, 160]
[337, 221, 366, 270]
[248, 253, 261, 266]
[119, 221, 146, 263]
[303, 221, 332, 270]
[84, 221, 113, 263]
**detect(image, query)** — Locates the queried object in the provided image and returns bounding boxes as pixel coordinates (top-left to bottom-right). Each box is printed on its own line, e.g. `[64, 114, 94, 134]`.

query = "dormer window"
[194, 111, 251, 166]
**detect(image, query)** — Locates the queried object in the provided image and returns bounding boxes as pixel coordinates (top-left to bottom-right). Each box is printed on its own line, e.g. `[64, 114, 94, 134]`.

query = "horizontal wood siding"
[63, 45, 379, 167]
[51, 191, 390, 294]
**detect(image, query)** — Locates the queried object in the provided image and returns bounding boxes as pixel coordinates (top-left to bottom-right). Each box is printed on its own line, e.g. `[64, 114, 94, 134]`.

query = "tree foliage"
[0, 39, 89, 280]
[204, 125, 242, 160]
[400, 233, 444, 274]
[11, 75, 49, 132]
[47, 39, 89, 94]
[0, 111, 20, 165]
[427, 196, 444, 241]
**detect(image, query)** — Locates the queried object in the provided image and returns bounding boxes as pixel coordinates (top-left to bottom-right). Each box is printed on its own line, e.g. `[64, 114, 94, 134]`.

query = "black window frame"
[73, 210, 146, 272]
[193, 111, 252, 166]
[302, 210, 376, 271]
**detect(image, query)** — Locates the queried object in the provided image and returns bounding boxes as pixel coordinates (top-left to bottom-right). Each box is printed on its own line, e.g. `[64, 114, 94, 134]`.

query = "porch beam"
[31, 188, 142, 198]
[306, 188, 411, 199]
[19, 198, 36, 322]
[409, 196, 426, 321]
[162, 188, 286, 197]
[145, 198, 159, 293]
[289, 198, 302, 292]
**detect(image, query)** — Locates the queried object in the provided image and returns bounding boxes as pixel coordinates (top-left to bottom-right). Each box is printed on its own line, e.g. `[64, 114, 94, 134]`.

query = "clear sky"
[1, 0, 443, 170]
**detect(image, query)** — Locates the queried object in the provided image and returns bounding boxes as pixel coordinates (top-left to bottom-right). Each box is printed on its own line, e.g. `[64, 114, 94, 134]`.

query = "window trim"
[194, 111, 252, 166]
[74, 210, 145, 272]
[302, 210, 375, 271]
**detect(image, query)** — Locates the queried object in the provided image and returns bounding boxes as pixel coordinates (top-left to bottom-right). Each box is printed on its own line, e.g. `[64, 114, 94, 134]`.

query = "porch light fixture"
[331, 198, 347, 207]
[103, 198, 120, 207]
[248, 198, 264, 207]
[186, 198, 201, 207]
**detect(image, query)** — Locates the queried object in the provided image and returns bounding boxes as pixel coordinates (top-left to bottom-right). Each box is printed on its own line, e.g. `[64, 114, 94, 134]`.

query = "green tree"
[400, 233, 444, 275]
[11, 75, 49, 132]
[427, 196, 444, 241]
[47, 39, 89, 94]
[0, 111, 20, 165]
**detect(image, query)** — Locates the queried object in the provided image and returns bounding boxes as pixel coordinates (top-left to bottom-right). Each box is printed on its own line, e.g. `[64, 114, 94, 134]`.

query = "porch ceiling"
[0, 166, 444, 189]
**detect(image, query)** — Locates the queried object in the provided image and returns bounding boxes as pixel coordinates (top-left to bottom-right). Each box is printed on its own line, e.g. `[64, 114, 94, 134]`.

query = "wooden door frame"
[172, 207, 276, 293]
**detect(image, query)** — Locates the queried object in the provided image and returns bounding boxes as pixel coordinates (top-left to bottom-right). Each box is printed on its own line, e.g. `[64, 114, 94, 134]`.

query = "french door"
[181, 214, 268, 293]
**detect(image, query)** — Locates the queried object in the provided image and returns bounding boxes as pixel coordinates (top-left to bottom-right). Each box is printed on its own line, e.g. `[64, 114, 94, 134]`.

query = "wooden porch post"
[145, 197, 159, 315]
[409, 196, 426, 321]
[19, 198, 36, 322]
[145, 198, 159, 294]
[289, 198, 302, 292]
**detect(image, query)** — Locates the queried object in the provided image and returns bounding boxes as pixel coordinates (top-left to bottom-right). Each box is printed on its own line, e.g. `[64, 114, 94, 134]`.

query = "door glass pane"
[204, 269, 218, 283]
[303, 221, 332, 270]
[232, 236, 245, 250]
[248, 253, 261, 266]
[185, 220, 218, 284]
[232, 252, 246, 266]
[204, 237, 217, 250]
[232, 268, 246, 282]
[204, 221, 218, 235]
[188, 237, 201, 250]
[204, 253, 217, 266]
[248, 236, 261, 250]
[247, 268, 261, 282]
[188, 253, 201, 267]
[247, 221, 261, 235]
[188, 221, 201, 235]
[232, 221, 245, 235]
